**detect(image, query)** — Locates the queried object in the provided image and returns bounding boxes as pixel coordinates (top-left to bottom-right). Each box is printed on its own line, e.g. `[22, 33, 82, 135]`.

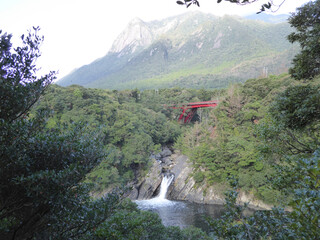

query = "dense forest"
[32, 85, 223, 192]
[1, 1, 320, 239]
[33, 72, 319, 207]
[176, 74, 320, 205]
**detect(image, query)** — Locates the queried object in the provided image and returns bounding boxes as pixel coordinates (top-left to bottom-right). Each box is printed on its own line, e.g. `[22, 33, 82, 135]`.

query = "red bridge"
[165, 100, 219, 123]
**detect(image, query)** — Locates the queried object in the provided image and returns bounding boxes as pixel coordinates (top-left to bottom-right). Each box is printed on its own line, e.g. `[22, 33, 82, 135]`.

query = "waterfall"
[135, 174, 175, 207]
[156, 174, 174, 200]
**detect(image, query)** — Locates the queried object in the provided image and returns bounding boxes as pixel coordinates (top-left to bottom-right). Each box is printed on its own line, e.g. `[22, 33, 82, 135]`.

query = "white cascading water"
[135, 174, 188, 228]
[135, 173, 238, 229]
[155, 174, 174, 200]
[135, 174, 175, 207]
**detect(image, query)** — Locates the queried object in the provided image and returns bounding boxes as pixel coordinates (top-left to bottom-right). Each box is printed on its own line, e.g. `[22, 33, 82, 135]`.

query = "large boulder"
[160, 147, 172, 158]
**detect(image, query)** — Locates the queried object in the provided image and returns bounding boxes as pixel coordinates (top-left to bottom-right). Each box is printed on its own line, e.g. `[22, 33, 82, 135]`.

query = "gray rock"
[161, 157, 172, 165]
[109, 18, 154, 54]
[129, 150, 272, 209]
[126, 187, 139, 199]
[137, 181, 157, 199]
[160, 147, 172, 157]
[167, 154, 225, 204]
[133, 159, 162, 200]
[155, 153, 162, 160]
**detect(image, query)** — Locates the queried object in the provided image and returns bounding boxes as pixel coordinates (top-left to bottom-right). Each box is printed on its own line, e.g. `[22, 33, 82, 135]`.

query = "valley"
[34, 73, 320, 206]
[32, 73, 320, 237]
[2, 2, 320, 238]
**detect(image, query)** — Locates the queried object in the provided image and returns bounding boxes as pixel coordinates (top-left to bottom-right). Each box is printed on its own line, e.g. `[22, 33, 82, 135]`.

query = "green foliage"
[253, 161, 263, 171]
[283, 151, 320, 238]
[0, 28, 212, 240]
[3, 1, 319, 235]
[0, 27, 56, 121]
[288, 0, 320, 80]
[193, 171, 205, 183]
[94, 199, 211, 239]
[257, 84, 320, 159]
[269, 84, 320, 130]
[175, 74, 318, 204]
[208, 149, 320, 239]
[205, 75, 320, 238]
[0, 28, 122, 239]
[34, 85, 223, 191]
[208, 180, 293, 239]
[95, 199, 166, 239]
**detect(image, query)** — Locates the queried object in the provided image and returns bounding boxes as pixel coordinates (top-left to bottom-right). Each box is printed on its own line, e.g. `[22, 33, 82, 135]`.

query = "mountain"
[245, 13, 290, 23]
[57, 12, 298, 90]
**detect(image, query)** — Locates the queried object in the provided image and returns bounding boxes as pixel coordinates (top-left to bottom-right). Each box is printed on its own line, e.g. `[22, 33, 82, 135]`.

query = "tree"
[1, 29, 206, 239]
[208, 155, 320, 239]
[288, 0, 320, 80]
[0, 28, 121, 239]
[176, 0, 287, 13]
[0, 27, 55, 122]
[269, 85, 320, 130]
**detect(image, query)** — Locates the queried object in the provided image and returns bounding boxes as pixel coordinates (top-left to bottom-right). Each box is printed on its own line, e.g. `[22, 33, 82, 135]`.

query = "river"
[135, 175, 254, 232]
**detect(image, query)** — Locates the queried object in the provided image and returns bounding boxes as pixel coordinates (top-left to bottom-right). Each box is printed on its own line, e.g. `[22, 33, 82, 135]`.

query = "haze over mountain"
[245, 13, 289, 23]
[57, 12, 297, 90]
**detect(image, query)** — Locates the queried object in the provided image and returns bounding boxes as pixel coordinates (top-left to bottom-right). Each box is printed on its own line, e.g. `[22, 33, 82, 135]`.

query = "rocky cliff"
[127, 147, 272, 210]
[109, 18, 155, 55]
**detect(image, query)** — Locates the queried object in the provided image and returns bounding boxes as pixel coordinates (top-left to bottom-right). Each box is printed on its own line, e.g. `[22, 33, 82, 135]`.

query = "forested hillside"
[176, 74, 320, 204]
[33, 85, 223, 192]
[35, 72, 320, 206]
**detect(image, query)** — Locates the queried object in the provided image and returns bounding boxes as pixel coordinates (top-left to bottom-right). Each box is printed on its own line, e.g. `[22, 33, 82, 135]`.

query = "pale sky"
[0, 0, 311, 80]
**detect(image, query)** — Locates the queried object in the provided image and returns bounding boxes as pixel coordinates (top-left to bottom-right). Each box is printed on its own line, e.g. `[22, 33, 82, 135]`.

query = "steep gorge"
[127, 147, 272, 210]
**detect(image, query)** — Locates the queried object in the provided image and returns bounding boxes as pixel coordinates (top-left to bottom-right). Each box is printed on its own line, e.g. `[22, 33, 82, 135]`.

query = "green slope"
[58, 13, 298, 90]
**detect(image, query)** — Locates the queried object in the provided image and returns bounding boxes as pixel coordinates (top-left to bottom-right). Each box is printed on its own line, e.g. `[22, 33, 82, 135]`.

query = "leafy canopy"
[269, 84, 320, 129]
[288, 0, 320, 80]
[0, 27, 55, 121]
[0, 28, 121, 239]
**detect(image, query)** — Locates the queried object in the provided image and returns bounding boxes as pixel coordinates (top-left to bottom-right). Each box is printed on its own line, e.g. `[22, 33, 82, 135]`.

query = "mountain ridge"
[58, 12, 297, 89]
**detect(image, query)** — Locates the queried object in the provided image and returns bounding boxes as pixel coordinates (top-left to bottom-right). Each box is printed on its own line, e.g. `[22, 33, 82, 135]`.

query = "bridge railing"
[164, 100, 219, 123]
[164, 100, 219, 108]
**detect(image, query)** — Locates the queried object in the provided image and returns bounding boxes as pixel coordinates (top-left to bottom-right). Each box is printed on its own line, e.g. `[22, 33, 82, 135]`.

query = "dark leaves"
[269, 85, 320, 130]
[176, 0, 200, 8]
[257, 2, 272, 14]
[0, 27, 56, 122]
[288, 0, 320, 80]
[178, 0, 280, 13]
[0, 28, 116, 239]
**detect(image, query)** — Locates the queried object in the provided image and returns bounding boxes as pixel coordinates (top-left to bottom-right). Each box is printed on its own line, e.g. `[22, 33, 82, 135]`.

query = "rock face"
[109, 18, 155, 55]
[135, 159, 162, 200]
[168, 154, 225, 205]
[168, 152, 272, 210]
[127, 146, 173, 200]
[108, 13, 199, 55]
[128, 147, 272, 210]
